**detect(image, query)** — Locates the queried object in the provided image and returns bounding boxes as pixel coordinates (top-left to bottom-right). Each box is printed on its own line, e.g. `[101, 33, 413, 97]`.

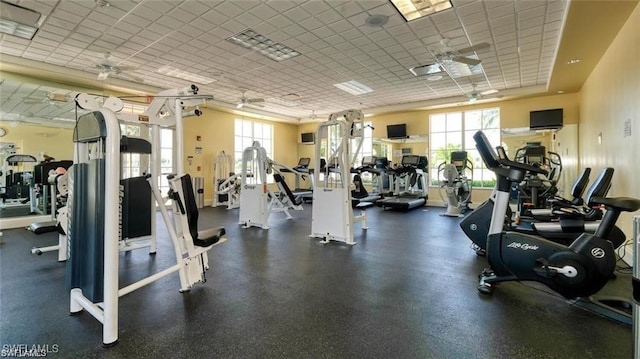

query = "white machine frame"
[0, 142, 17, 195]
[212, 150, 239, 209]
[310, 109, 367, 245]
[238, 141, 304, 229]
[68, 85, 226, 346]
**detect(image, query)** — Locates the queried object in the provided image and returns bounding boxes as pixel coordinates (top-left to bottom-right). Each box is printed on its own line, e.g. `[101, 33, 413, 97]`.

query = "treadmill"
[351, 156, 383, 208]
[376, 155, 428, 211]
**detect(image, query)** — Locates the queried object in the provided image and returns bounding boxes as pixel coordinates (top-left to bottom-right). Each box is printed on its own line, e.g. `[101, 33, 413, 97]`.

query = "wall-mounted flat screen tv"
[387, 124, 407, 139]
[301, 132, 315, 144]
[530, 108, 563, 130]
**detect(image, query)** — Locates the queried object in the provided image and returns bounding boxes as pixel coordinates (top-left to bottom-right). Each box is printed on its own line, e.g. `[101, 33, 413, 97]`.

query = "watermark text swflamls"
[1, 344, 59, 357]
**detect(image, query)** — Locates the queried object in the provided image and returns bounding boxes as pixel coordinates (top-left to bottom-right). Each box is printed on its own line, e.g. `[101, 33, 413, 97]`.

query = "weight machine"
[310, 109, 368, 245]
[0, 152, 37, 211]
[212, 150, 240, 209]
[66, 85, 227, 346]
[438, 151, 473, 217]
[238, 141, 304, 229]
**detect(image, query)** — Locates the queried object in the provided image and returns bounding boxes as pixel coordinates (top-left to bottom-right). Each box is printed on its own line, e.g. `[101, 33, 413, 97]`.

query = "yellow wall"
[0, 123, 74, 161]
[183, 108, 298, 202]
[296, 93, 580, 204]
[578, 3, 640, 238]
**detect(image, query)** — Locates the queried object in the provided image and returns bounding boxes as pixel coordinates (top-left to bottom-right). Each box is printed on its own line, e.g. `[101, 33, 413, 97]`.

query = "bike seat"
[590, 197, 640, 212]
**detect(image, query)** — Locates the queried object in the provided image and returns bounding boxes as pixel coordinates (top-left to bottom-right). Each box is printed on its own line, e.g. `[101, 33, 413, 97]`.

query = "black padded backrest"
[180, 174, 200, 241]
[585, 168, 614, 206]
[274, 173, 302, 206]
[570, 167, 591, 199]
[473, 131, 500, 169]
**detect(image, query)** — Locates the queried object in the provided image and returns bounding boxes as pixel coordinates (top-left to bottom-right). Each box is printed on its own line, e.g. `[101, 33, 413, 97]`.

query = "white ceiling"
[1, 0, 569, 127]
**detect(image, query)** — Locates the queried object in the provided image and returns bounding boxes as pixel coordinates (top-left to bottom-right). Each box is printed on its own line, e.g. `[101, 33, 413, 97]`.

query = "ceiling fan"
[410, 40, 491, 79]
[467, 84, 499, 103]
[236, 90, 265, 109]
[92, 52, 140, 81]
[432, 40, 491, 66]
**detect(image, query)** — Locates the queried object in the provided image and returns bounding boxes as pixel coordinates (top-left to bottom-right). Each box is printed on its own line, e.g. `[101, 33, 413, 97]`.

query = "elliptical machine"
[473, 130, 640, 299]
[438, 151, 472, 217]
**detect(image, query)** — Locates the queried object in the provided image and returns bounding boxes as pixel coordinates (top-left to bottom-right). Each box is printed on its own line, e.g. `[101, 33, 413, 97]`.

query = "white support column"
[101, 108, 122, 346]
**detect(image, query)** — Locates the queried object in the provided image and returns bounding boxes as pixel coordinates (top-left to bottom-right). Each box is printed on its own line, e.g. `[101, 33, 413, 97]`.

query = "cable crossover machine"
[310, 109, 368, 245]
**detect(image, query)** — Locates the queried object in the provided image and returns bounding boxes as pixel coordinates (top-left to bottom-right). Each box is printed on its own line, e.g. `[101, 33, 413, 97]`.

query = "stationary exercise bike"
[473, 130, 640, 299]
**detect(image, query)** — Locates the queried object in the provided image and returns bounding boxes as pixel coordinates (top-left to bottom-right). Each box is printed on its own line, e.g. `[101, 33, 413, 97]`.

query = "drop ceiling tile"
[385, 23, 412, 37]
[487, 3, 514, 19]
[519, 16, 545, 30]
[282, 23, 307, 37]
[37, 31, 65, 43]
[317, 8, 343, 25]
[299, 17, 325, 31]
[57, 1, 93, 16]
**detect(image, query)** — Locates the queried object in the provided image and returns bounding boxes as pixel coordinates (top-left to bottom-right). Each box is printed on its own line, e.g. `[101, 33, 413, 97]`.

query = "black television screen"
[530, 108, 563, 130]
[387, 124, 407, 139]
[301, 132, 315, 144]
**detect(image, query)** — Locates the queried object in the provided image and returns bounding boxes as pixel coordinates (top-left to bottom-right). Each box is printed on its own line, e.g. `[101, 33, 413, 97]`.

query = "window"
[120, 124, 145, 179]
[319, 121, 372, 168]
[158, 128, 174, 198]
[234, 119, 273, 181]
[429, 108, 500, 188]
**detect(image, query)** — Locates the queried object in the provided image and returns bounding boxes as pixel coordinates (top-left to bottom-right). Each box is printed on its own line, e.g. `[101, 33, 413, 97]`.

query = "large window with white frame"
[158, 128, 174, 198]
[119, 123, 174, 201]
[429, 108, 500, 188]
[234, 119, 273, 181]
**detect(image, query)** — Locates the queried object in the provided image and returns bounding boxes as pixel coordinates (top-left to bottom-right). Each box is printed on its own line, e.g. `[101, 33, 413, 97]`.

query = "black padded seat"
[179, 174, 225, 247]
[590, 196, 640, 212]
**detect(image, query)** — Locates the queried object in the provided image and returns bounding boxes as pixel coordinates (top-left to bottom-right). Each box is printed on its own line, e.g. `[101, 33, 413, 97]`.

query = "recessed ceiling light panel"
[390, 0, 453, 22]
[333, 81, 373, 95]
[227, 29, 301, 62]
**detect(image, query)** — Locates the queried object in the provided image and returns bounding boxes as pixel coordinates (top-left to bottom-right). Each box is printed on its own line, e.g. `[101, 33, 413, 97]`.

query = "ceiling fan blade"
[115, 65, 137, 71]
[453, 56, 482, 66]
[481, 89, 499, 95]
[97, 71, 110, 80]
[116, 72, 144, 83]
[457, 42, 490, 55]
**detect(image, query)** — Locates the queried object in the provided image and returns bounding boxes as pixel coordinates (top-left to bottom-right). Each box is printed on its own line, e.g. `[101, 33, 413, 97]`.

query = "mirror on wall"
[501, 124, 579, 197]
[0, 79, 79, 221]
[372, 136, 428, 166]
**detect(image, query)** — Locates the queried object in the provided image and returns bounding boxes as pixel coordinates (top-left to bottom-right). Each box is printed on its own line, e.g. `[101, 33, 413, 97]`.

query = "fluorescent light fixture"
[390, 0, 453, 22]
[227, 29, 301, 62]
[0, 0, 43, 40]
[333, 80, 373, 95]
[409, 63, 442, 77]
[156, 66, 217, 85]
